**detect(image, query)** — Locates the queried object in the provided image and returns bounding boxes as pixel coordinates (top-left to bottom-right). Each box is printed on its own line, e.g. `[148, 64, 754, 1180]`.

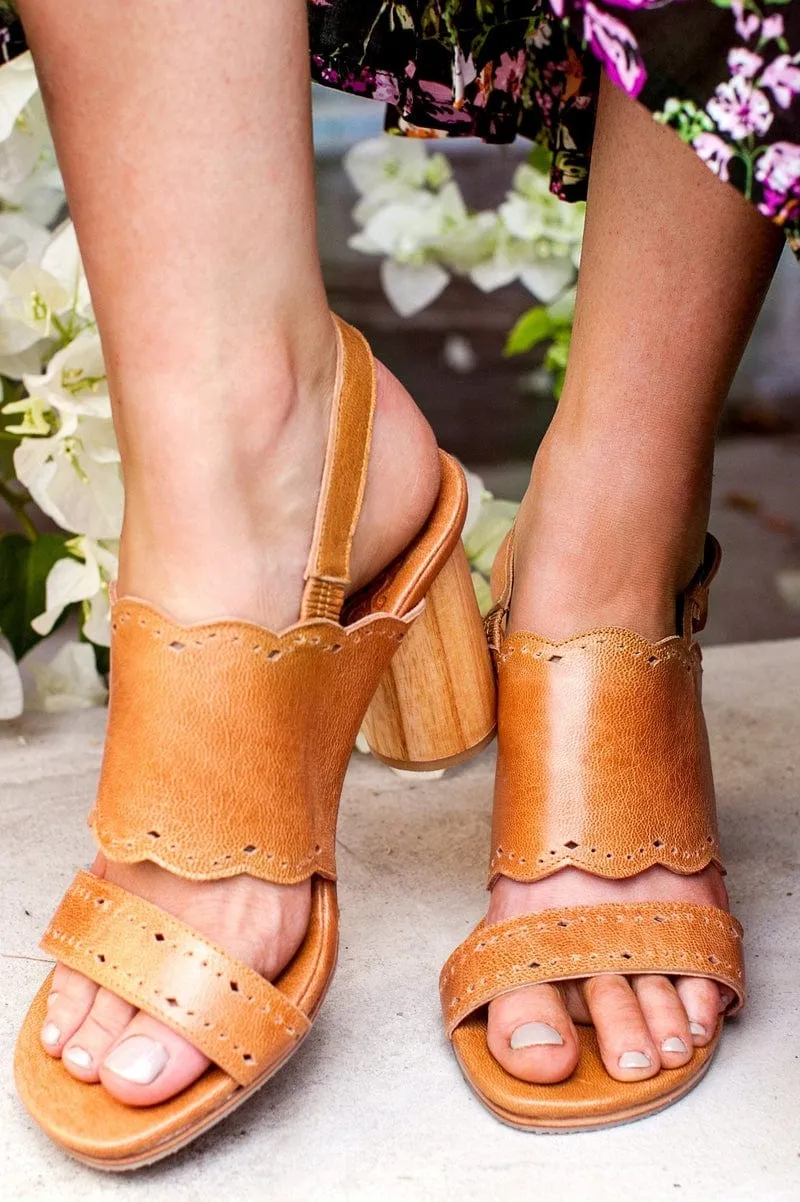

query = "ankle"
[509, 420, 711, 642]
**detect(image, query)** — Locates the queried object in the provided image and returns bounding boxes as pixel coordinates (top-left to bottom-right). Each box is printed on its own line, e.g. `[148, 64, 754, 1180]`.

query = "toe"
[488, 983, 579, 1084]
[582, 974, 660, 1082]
[100, 1012, 210, 1106]
[41, 965, 99, 1058]
[631, 975, 693, 1068]
[61, 988, 138, 1082]
[674, 977, 725, 1047]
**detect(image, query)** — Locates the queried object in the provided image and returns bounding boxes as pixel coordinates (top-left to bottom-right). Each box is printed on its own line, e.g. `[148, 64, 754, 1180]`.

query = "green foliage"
[503, 297, 573, 397]
[0, 532, 72, 660]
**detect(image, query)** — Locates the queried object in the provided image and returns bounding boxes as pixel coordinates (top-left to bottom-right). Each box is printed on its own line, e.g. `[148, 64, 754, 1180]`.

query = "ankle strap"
[300, 316, 376, 621]
[486, 530, 723, 651]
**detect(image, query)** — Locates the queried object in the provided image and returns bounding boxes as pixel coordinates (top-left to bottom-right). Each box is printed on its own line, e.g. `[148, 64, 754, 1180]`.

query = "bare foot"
[41, 342, 441, 1105]
[484, 442, 732, 1087]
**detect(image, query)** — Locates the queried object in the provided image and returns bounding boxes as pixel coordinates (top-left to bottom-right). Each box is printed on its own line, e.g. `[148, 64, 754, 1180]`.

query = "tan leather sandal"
[440, 532, 745, 1131]
[14, 316, 496, 1170]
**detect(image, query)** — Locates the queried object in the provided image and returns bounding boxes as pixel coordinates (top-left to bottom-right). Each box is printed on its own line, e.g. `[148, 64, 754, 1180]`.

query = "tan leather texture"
[441, 901, 744, 1038]
[41, 872, 311, 1087]
[486, 532, 724, 887]
[90, 599, 418, 884]
[489, 629, 721, 885]
[301, 316, 375, 618]
[16, 879, 338, 1167]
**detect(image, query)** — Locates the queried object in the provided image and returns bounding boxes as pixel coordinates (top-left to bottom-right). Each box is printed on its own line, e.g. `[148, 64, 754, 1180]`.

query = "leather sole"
[451, 1016, 723, 1131]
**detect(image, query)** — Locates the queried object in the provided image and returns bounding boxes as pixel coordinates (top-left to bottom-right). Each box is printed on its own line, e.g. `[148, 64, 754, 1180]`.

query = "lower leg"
[23, 0, 439, 1104]
[488, 73, 783, 1084]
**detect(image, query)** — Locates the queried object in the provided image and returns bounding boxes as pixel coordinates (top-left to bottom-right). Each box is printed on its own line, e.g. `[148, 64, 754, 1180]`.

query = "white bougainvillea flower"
[0, 51, 39, 141]
[23, 329, 110, 421]
[379, 258, 450, 316]
[345, 135, 451, 199]
[0, 83, 63, 224]
[463, 497, 519, 577]
[14, 430, 123, 540]
[33, 640, 108, 713]
[0, 636, 24, 720]
[40, 219, 93, 320]
[33, 536, 118, 647]
[462, 465, 490, 538]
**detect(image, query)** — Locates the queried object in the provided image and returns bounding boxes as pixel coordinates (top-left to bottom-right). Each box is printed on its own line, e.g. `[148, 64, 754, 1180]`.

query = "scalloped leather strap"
[488, 534, 724, 887]
[41, 872, 310, 1086]
[91, 600, 415, 884]
[300, 316, 376, 621]
[440, 902, 745, 1039]
[490, 628, 721, 886]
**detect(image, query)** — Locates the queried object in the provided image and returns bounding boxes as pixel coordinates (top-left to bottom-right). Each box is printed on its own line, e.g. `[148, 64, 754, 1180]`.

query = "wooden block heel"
[362, 541, 496, 770]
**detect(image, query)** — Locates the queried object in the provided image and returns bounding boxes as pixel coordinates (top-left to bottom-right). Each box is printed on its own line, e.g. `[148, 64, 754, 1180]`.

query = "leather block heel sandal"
[440, 532, 745, 1131]
[14, 316, 496, 1170]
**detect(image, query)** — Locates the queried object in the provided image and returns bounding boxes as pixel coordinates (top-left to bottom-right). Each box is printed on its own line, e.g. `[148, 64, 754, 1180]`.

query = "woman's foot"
[41, 331, 442, 1106]
[485, 422, 733, 1087]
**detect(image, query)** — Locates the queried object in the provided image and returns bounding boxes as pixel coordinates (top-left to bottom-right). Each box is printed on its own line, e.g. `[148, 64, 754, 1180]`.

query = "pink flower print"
[731, 1, 760, 42]
[532, 21, 553, 50]
[707, 75, 773, 140]
[582, 2, 647, 98]
[494, 50, 527, 102]
[728, 49, 763, 80]
[373, 71, 400, 105]
[755, 141, 800, 208]
[758, 55, 800, 110]
[761, 16, 785, 44]
[548, 0, 566, 17]
[693, 132, 734, 183]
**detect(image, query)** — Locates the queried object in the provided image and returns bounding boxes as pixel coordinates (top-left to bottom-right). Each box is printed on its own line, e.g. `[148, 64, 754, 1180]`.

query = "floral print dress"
[2, 2, 799, 254]
[306, 0, 800, 257]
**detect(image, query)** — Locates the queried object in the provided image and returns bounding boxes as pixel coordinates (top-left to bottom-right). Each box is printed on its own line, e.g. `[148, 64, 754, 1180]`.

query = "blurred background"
[314, 86, 800, 647]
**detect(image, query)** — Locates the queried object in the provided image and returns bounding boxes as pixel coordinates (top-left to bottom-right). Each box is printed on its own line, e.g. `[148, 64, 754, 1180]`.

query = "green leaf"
[0, 532, 73, 661]
[527, 143, 554, 177]
[504, 306, 554, 357]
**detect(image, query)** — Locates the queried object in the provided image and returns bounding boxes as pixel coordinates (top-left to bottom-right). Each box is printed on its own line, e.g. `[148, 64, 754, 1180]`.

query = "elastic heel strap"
[300, 316, 376, 621]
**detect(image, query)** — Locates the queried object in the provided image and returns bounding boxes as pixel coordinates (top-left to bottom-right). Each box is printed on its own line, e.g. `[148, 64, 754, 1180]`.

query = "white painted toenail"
[46, 992, 59, 1006]
[689, 1022, 707, 1037]
[510, 1022, 564, 1050]
[619, 1051, 651, 1069]
[64, 1046, 93, 1069]
[103, 1036, 169, 1085]
[661, 1037, 688, 1054]
[41, 1023, 60, 1046]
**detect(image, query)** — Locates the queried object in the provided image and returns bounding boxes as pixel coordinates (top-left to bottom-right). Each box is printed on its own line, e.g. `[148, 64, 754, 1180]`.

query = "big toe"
[487, 984, 579, 1084]
[100, 1013, 210, 1107]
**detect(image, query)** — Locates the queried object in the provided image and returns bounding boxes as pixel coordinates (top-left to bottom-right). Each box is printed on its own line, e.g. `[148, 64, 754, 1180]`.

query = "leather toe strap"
[40, 871, 311, 1087]
[440, 901, 745, 1038]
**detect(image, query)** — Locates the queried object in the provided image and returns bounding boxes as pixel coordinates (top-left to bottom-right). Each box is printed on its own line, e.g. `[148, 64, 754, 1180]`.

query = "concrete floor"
[2, 639, 799, 1201]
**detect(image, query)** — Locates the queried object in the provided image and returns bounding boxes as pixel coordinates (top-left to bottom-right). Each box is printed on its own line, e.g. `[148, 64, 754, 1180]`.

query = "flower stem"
[0, 480, 38, 541]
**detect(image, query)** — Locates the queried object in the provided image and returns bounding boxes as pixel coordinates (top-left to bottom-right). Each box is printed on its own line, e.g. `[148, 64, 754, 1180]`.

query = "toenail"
[41, 1023, 60, 1047]
[47, 992, 59, 1006]
[64, 1046, 93, 1069]
[661, 1037, 688, 1054]
[103, 1036, 169, 1085]
[618, 1051, 651, 1069]
[689, 1022, 707, 1037]
[509, 1022, 564, 1050]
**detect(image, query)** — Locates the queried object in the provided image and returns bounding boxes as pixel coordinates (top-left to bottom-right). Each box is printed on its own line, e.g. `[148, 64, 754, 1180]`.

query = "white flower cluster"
[345, 136, 584, 317]
[0, 53, 113, 715]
